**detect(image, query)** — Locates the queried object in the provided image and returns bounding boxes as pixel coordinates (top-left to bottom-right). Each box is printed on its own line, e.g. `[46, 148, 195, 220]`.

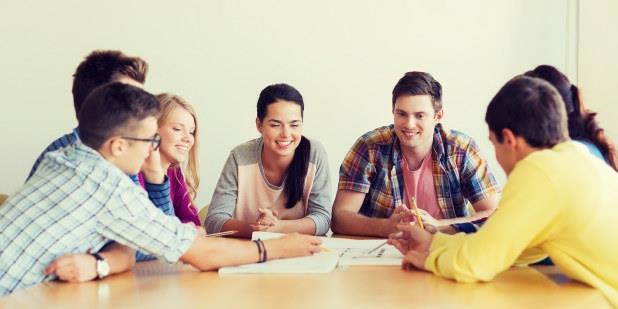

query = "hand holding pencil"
[386, 198, 434, 271]
[368, 199, 433, 255]
[387, 221, 434, 271]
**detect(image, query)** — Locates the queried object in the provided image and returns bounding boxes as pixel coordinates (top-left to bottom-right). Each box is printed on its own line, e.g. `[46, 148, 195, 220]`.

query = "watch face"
[97, 259, 110, 278]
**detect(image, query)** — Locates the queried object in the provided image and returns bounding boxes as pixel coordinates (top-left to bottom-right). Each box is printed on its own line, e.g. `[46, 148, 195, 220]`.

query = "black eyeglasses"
[120, 134, 161, 151]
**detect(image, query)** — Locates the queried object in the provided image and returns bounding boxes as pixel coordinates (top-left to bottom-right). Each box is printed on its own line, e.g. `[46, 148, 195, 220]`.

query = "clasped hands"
[250, 207, 280, 232]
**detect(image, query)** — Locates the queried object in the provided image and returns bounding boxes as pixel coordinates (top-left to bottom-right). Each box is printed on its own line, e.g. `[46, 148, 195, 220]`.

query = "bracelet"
[262, 239, 268, 262]
[254, 239, 266, 263]
[253, 240, 263, 263]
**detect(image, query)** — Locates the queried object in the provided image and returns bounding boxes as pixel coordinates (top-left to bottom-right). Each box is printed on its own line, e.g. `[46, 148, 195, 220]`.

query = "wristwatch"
[92, 253, 110, 279]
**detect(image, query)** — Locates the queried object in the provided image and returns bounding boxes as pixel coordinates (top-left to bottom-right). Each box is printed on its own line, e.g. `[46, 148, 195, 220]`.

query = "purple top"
[139, 168, 201, 226]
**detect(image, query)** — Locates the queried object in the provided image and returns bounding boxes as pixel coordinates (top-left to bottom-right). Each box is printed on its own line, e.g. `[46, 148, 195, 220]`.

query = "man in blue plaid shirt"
[332, 71, 501, 237]
[0, 83, 321, 295]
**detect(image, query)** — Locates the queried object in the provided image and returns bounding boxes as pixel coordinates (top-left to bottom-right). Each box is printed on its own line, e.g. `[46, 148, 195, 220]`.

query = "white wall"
[0, 1, 576, 207]
[579, 0, 618, 141]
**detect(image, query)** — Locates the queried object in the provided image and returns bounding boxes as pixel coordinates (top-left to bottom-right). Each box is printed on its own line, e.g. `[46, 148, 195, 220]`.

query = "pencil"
[366, 231, 404, 255]
[410, 197, 424, 229]
[205, 230, 238, 237]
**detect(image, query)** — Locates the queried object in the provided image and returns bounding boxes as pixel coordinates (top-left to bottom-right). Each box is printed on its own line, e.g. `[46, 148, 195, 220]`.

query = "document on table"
[320, 237, 403, 266]
[248, 232, 403, 267]
[218, 232, 339, 274]
[218, 251, 339, 274]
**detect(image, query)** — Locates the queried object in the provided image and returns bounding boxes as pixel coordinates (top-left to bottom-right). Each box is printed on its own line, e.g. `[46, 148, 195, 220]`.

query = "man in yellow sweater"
[388, 75, 618, 307]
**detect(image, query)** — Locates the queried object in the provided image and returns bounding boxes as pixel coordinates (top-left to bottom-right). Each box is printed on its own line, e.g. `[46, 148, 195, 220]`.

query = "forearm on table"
[99, 243, 136, 275]
[332, 210, 393, 237]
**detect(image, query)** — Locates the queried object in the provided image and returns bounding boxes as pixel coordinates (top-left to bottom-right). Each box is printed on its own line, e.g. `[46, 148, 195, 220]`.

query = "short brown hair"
[392, 71, 442, 113]
[485, 75, 568, 148]
[72, 50, 148, 119]
[78, 83, 160, 150]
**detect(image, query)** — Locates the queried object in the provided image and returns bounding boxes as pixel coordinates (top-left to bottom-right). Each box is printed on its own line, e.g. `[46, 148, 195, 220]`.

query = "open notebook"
[218, 232, 402, 274]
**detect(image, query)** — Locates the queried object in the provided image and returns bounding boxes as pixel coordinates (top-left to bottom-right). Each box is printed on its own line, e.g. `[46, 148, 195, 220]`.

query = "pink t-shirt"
[401, 151, 442, 220]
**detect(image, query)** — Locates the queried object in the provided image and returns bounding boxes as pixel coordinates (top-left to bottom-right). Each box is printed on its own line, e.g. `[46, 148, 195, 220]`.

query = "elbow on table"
[184, 258, 220, 272]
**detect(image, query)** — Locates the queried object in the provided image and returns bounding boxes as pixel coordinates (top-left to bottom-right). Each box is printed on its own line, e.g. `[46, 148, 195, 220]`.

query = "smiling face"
[256, 100, 303, 160]
[393, 94, 442, 154]
[158, 107, 196, 166]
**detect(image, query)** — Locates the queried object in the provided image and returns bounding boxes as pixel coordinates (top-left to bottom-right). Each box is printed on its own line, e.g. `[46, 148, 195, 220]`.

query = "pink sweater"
[138, 168, 201, 226]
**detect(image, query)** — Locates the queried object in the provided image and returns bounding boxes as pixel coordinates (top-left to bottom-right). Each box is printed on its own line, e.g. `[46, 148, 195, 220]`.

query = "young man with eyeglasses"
[332, 71, 501, 237]
[26, 50, 175, 263]
[0, 83, 322, 295]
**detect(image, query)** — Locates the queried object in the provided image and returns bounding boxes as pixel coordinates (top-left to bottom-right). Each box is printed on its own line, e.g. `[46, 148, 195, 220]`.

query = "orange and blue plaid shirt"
[338, 124, 500, 232]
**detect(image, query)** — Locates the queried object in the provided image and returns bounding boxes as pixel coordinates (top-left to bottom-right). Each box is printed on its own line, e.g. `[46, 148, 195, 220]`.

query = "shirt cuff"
[144, 176, 175, 216]
[337, 180, 370, 193]
[306, 214, 330, 236]
[425, 232, 453, 273]
[160, 224, 198, 263]
[451, 222, 479, 233]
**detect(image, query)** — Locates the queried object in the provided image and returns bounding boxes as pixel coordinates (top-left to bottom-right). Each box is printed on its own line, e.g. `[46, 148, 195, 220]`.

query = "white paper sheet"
[218, 251, 339, 274]
[250, 232, 403, 267]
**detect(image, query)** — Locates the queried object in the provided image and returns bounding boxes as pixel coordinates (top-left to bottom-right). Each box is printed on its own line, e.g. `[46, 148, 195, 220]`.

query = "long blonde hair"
[156, 93, 200, 199]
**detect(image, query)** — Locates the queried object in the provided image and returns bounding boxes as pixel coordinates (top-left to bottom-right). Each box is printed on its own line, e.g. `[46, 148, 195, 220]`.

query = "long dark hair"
[525, 65, 618, 171]
[257, 83, 310, 209]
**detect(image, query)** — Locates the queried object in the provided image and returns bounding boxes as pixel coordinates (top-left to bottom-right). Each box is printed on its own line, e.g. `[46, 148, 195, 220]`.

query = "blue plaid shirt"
[27, 128, 174, 261]
[339, 124, 501, 232]
[0, 142, 197, 295]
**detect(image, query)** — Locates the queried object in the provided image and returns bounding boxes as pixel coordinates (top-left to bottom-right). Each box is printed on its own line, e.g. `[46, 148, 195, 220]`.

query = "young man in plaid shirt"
[332, 71, 501, 237]
[27, 50, 173, 262]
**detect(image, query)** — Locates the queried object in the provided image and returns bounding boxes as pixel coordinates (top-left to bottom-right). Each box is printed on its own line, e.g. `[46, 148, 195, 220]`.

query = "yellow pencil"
[411, 197, 424, 229]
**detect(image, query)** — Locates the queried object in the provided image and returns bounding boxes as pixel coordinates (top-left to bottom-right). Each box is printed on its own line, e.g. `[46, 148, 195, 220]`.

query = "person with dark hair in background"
[205, 83, 332, 238]
[388, 75, 618, 307]
[525, 64, 618, 171]
[332, 71, 500, 237]
[27, 50, 148, 180]
[1, 83, 321, 296]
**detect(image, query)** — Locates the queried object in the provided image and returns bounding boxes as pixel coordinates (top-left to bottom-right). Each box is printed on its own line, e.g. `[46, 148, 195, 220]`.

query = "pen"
[205, 230, 238, 237]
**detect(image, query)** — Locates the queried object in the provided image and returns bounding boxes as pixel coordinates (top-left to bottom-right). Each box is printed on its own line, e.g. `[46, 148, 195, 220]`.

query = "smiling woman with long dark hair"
[205, 83, 332, 238]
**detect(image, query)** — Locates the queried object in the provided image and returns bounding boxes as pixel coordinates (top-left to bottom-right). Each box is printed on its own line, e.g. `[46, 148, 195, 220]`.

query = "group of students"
[0, 50, 616, 306]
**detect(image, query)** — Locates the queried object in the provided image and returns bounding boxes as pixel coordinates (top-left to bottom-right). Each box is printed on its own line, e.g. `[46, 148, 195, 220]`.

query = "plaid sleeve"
[338, 137, 374, 193]
[459, 139, 501, 204]
[95, 186, 197, 264]
[27, 133, 78, 182]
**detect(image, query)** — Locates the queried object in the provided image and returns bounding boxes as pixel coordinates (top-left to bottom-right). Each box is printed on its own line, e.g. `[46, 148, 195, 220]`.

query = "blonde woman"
[138, 93, 201, 226]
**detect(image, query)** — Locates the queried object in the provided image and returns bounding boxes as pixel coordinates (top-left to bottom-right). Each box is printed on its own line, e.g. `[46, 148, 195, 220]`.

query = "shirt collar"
[389, 123, 447, 162]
